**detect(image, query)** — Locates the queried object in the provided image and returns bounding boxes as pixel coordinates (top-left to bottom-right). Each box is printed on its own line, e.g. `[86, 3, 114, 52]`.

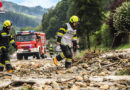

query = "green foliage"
[115, 43, 130, 49]
[20, 27, 33, 31]
[90, 35, 97, 47]
[116, 69, 130, 75]
[67, 0, 104, 49]
[34, 24, 42, 31]
[48, 38, 56, 44]
[20, 25, 42, 32]
[113, 2, 130, 32]
[3, 1, 47, 17]
[101, 23, 112, 47]
[0, 11, 39, 27]
[102, 0, 115, 12]
[42, 0, 70, 39]
[9, 44, 16, 54]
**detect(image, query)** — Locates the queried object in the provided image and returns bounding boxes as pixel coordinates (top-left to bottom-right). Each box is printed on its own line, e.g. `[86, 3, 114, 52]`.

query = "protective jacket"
[0, 27, 15, 71]
[57, 22, 77, 47]
[49, 44, 53, 53]
[0, 27, 15, 48]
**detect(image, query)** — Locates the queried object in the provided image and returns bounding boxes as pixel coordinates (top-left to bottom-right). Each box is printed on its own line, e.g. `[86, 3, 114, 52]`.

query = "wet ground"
[0, 49, 130, 90]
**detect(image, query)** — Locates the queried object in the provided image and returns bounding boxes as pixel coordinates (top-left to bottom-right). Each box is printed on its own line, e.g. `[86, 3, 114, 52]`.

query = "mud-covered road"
[0, 49, 130, 90]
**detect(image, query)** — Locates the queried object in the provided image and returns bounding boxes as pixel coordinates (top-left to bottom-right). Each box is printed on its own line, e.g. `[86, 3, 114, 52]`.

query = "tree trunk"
[86, 31, 90, 50]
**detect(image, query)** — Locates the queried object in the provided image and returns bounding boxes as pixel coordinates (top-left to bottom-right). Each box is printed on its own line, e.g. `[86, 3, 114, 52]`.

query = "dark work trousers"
[56, 44, 73, 68]
[0, 47, 13, 71]
[49, 52, 53, 58]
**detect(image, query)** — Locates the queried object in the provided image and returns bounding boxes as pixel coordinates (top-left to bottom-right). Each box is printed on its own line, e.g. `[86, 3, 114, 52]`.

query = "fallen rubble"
[0, 49, 130, 90]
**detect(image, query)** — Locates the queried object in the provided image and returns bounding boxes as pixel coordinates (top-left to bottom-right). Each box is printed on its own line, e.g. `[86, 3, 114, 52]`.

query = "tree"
[68, 0, 104, 49]
[41, 0, 70, 39]
[113, 2, 130, 32]
[108, 0, 130, 47]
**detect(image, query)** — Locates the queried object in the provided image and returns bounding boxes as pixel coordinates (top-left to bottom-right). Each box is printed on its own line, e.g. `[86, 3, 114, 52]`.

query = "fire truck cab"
[16, 31, 47, 60]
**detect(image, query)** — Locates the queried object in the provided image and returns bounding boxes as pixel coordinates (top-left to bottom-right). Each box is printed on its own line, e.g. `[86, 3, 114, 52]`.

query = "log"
[89, 62, 119, 74]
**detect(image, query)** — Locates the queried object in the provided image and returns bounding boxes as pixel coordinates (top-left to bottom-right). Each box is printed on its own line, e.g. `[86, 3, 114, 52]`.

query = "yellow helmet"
[50, 44, 53, 47]
[70, 15, 79, 23]
[3, 20, 12, 27]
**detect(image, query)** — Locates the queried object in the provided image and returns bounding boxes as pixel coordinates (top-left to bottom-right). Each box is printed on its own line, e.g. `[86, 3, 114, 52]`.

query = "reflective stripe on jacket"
[57, 23, 77, 46]
[0, 30, 15, 47]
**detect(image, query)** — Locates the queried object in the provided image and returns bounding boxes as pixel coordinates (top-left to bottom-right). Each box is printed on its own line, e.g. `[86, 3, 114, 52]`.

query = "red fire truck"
[16, 31, 47, 60]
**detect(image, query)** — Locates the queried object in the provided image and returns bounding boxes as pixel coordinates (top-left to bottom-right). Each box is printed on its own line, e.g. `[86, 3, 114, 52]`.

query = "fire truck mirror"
[37, 35, 40, 40]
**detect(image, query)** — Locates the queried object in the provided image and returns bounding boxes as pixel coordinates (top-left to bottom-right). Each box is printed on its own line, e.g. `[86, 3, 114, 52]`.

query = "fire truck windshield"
[16, 34, 35, 42]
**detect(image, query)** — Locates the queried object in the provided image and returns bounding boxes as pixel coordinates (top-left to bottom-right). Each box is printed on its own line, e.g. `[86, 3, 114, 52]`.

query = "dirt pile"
[0, 49, 130, 89]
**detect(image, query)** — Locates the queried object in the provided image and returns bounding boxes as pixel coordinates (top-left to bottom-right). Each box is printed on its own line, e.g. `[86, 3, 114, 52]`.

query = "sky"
[4, 0, 60, 8]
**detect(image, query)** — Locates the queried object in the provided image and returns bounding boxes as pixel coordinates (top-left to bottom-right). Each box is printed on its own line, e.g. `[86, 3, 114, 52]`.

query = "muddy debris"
[0, 49, 130, 89]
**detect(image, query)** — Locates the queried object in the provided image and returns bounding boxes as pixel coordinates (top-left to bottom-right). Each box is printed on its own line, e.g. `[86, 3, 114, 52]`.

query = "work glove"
[12, 43, 17, 50]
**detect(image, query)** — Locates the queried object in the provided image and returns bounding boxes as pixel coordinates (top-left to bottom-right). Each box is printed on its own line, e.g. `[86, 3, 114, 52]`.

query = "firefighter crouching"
[0, 20, 17, 73]
[53, 15, 80, 68]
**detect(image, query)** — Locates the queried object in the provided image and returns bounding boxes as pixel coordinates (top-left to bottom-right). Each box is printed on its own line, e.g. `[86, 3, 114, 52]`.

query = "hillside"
[0, 1, 48, 28]
[0, 11, 39, 28]
[3, 1, 48, 18]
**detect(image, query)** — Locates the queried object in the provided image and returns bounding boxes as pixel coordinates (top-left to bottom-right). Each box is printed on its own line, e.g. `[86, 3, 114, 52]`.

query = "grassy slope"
[115, 44, 130, 50]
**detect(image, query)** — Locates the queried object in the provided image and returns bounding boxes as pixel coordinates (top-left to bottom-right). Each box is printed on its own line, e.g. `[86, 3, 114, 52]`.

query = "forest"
[0, 11, 39, 28]
[40, 0, 130, 50]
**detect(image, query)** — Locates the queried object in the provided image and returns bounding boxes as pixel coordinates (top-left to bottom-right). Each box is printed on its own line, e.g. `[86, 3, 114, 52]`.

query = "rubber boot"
[53, 57, 58, 66]
[0, 67, 4, 72]
[6, 64, 13, 73]
[65, 62, 72, 68]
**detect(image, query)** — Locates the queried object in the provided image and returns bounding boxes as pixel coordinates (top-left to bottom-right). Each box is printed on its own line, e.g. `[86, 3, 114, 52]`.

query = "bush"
[113, 2, 130, 32]
[101, 23, 112, 47]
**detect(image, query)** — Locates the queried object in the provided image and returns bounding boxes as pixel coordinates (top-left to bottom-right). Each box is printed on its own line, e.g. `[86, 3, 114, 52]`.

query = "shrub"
[113, 2, 130, 32]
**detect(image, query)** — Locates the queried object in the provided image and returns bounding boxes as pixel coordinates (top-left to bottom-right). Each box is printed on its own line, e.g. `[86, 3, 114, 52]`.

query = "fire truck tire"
[41, 54, 47, 59]
[36, 52, 40, 59]
[41, 54, 45, 59]
[24, 55, 28, 60]
[17, 54, 23, 60]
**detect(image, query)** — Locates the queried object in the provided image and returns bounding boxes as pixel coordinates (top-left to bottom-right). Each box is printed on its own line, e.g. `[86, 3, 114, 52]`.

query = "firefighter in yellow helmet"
[0, 20, 17, 73]
[53, 15, 80, 68]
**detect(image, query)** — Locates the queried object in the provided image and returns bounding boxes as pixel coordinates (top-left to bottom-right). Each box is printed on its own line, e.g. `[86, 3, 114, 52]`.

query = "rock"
[83, 75, 89, 82]
[43, 63, 52, 69]
[66, 68, 73, 73]
[109, 86, 117, 90]
[75, 82, 86, 87]
[79, 71, 88, 76]
[56, 70, 65, 74]
[86, 82, 90, 86]
[43, 85, 53, 90]
[64, 89, 69, 90]
[82, 63, 88, 68]
[15, 66, 21, 71]
[45, 81, 51, 85]
[38, 87, 43, 90]
[118, 85, 126, 89]
[78, 66, 82, 69]
[100, 85, 109, 90]
[3, 76, 12, 79]
[70, 85, 80, 90]
[68, 82, 74, 88]
[34, 63, 40, 68]
[93, 83, 100, 87]
[99, 72, 106, 76]
[51, 81, 60, 90]
[75, 76, 83, 82]
[71, 66, 78, 73]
